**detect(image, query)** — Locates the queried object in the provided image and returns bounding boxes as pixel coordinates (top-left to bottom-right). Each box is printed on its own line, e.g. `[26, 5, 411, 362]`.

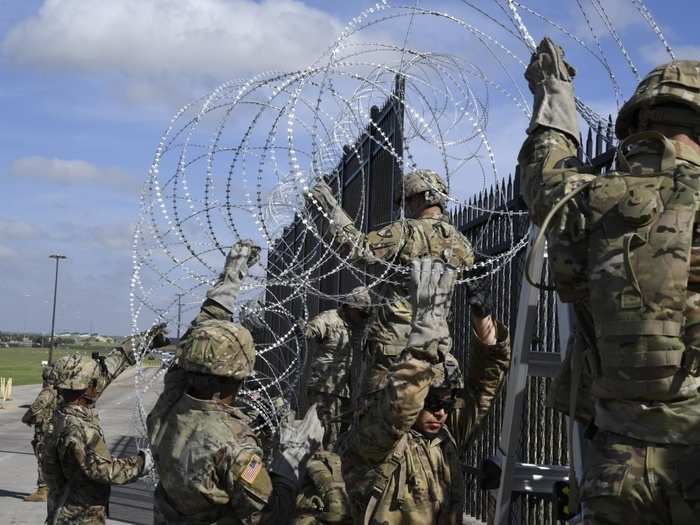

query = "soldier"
[148, 240, 325, 524]
[307, 169, 474, 393]
[341, 257, 510, 524]
[519, 38, 700, 522]
[42, 353, 153, 524]
[21, 364, 59, 502]
[304, 286, 371, 450]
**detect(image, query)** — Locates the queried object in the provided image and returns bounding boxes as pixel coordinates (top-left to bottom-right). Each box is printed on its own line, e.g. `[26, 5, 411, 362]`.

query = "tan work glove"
[525, 37, 579, 143]
[306, 181, 355, 238]
[405, 257, 457, 364]
[206, 240, 261, 313]
[270, 404, 325, 487]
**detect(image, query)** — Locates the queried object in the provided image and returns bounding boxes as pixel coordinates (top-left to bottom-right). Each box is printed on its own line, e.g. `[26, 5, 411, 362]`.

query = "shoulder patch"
[240, 454, 263, 484]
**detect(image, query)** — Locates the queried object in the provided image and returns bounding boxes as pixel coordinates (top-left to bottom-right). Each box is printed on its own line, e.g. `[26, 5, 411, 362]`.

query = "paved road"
[0, 367, 162, 525]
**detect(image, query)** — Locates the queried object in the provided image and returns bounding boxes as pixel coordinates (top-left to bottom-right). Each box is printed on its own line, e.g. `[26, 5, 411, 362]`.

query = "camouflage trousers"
[31, 431, 46, 487]
[306, 391, 350, 451]
[53, 504, 107, 525]
[581, 431, 700, 525]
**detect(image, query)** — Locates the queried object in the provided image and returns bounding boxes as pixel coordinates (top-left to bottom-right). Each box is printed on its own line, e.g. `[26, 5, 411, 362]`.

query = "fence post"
[0, 377, 6, 408]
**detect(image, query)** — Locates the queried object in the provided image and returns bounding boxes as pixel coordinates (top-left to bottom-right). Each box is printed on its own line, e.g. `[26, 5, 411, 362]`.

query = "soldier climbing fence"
[256, 78, 617, 523]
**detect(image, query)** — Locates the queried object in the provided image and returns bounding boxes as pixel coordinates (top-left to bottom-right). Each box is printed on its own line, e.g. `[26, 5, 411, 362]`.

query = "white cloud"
[0, 245, 18, 259]
[86, 223, 134, 251]
[2, 0, 343, 79]
[640, 44, 700, 67]
[0, 219, 42, 240]
[8, 156, 139, 192]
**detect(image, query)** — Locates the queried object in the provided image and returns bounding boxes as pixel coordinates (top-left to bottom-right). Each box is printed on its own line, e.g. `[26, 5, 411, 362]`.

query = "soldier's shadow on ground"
[0, 488, 30, 499]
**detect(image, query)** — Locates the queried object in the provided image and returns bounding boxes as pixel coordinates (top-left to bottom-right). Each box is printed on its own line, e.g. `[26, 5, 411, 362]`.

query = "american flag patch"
[241, 455, 262, 484]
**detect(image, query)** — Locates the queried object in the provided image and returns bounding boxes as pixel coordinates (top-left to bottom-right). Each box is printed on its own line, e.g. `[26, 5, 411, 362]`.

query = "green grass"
[0, 346, 161, 386]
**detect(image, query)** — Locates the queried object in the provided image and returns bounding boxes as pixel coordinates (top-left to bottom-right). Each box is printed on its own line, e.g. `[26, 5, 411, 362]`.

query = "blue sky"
[0, 0, 698, 336]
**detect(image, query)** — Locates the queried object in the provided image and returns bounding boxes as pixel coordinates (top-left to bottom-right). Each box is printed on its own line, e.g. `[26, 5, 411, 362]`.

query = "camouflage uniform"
[305, 308, 358, 449]
[520, 41, 700, 522]
[42, 350, 147, 525]
[309, 171, 475, 394]
[341, 324, 510, 525]
[22, 380, 58, 494]
[150, 392, 275, 524]
[43, 403, 145, 524]
[149, 241, 321, 525]
[148, 303, 278, 525]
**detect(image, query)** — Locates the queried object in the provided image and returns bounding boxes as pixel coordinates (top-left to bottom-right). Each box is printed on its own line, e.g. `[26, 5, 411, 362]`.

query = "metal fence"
[254, 76, 405, 400]
[257, 80, 617, 523]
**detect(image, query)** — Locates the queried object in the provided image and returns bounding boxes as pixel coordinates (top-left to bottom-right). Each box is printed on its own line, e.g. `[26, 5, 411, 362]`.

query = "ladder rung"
[482, 454, 570, 496]
[526, 351, 562, 377]
[511, 462, 570, 496]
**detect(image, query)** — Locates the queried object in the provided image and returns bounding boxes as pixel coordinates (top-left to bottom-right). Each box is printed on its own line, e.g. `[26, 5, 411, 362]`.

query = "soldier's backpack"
[532, 132, 700, 402]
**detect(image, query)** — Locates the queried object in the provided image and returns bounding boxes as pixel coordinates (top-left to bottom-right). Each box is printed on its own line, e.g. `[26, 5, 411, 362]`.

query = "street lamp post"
[48, 254, 67, 365]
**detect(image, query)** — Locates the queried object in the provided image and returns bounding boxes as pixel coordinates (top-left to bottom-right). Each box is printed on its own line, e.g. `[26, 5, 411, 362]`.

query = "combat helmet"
[401, 169, 448, 211]
[53, 354, 100, 391]
[177, 319, 255, 380]
[431, 352, 464, 390]
[344, 286, 372, 313]
[616, 60, 700, 140]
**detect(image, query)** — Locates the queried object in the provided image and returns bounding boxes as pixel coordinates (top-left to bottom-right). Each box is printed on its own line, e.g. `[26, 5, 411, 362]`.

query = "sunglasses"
[423, 395, 456, 413]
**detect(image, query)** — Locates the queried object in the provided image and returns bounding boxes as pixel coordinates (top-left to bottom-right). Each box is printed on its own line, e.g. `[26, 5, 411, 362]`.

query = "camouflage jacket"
[90, 343, 140, 399]
[341, 323, 510, 525]
[519, 126, 700, 444]
[305, 309, 353, 397]
[43, 404, 144, 525]
[149, 393, 273, 524]
[335, 215, 474, 359]
[22, 385, 58, 435]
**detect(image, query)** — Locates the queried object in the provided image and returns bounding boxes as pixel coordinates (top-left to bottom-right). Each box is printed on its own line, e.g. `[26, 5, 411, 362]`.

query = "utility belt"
[574, 320, 700, 403]
[585, 331, 700, 378]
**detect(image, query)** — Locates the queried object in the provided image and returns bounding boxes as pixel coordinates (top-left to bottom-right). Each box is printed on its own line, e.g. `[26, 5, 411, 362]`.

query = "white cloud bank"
[9, 156, 138, 192]
[2, 0, 344, 79]
[0, 219, 42, 240]
[641, 44, 700, 67]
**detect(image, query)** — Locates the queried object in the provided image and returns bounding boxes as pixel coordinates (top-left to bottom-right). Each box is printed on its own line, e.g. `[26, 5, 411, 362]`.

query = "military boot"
[24, 485, 48, 502]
